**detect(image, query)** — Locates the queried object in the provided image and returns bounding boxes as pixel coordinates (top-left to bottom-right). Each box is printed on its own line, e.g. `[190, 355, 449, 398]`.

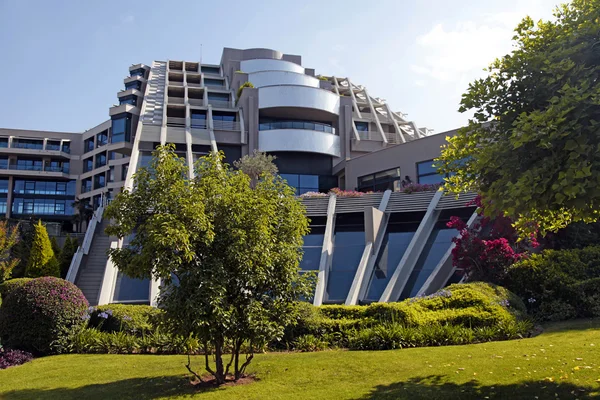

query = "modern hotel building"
[0, 48, 476, 306]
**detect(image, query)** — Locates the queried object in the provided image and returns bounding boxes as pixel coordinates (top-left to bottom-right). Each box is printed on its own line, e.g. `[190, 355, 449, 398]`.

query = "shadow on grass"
[355, 375, 596, 400]
[541, 318, 600, 334]
[0, 375, 209, 400]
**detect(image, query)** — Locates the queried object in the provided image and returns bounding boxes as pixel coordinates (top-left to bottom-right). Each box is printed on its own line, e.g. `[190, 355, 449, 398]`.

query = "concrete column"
[313, 194, 337, 306]
[5, 176, 14, 218]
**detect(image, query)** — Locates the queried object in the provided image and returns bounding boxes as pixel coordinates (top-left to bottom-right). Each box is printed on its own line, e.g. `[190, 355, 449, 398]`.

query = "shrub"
[236, 81, 254, 100]
[25, 220, 60, 278]
[0, 349, 34, 370]
[505, 245, 600, 321]
[0, 277, 89, 355]
[0, 278, 32, 301]
[319, 305, 367, 320]
[87, 304, 164, 335]
[293, 334, 329, 352]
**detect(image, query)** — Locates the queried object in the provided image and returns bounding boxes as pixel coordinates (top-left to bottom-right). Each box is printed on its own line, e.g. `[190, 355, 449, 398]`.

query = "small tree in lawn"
[0, 220, 20, 284]
[25, 220, 60, 278]
[105, 145, 313, 384]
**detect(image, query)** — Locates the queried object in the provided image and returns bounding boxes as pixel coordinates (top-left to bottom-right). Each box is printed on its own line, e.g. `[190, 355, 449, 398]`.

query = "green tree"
[59, 236, 79, 279]
[72, 198, 93, 233]
[436, 0, 600, 236]
[25, 220, 60, 278]
[0, 221, 20, 283]
[50, 236, 61, 261]
[233, 149, 278, 188]
[105, 145, 313, 384]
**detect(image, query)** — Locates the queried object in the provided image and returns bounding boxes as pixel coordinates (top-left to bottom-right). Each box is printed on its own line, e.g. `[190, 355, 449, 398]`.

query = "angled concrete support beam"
[364, 88, 386, 143]
[97, 240, 120, 305]
[313, 194, 337, 306]
[379, 190, 444, 302]
[345, 77, 362, 119]
[385, 103, 406, 144]
[416, 211, 478, 296]
[345, 190, 392, 305]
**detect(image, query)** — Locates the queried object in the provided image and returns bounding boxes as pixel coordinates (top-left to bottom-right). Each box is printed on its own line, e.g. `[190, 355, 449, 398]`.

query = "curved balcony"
[258, 129, 340, 157]
[258, 85, 340, 115]
[249, 70, 319, 88]
[240, 59, 304, 74]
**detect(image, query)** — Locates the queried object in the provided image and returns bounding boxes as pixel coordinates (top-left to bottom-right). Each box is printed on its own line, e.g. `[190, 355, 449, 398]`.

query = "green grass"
[1, 319, 599, 400]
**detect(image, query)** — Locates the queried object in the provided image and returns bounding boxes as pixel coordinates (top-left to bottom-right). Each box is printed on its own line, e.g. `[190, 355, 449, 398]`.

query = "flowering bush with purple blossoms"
[0, 349, 34, 369]
[401, 183, 442, 194]
[0, 277, 88, 355]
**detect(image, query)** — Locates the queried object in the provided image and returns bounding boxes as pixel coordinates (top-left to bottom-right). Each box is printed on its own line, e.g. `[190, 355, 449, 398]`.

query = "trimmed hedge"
[0, 277, 89, 355]
[88, 304, 164, 335]
[0, 278, 32, 303]
[505, 245, 600, 321]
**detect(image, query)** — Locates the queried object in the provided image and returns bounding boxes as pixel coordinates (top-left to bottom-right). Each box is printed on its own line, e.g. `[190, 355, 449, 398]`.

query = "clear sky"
[0, 0, 560, 134]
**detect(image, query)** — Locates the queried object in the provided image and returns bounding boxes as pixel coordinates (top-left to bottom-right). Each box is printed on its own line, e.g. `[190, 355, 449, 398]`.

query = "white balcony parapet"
[258, 128, 340, 157]
[249, 70, 319, 88]
[258, 85, 340, 115]
[240, 58, 305, 74]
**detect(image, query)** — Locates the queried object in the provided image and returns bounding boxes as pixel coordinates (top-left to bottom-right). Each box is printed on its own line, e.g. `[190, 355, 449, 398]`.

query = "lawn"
[1, 319, 599, 400]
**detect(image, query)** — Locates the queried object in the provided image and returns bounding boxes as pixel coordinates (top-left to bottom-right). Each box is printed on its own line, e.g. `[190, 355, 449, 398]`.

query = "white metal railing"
[188, 98, 204, 106]
[356, 131, 382, 141]
[385, 132, 401, 144]
[65, 201, 105, 283]
[213, 120, 241, 131]
[208, 99, 231, 108]
[168, 96, 184, 105]
[166, 117, 186, 127]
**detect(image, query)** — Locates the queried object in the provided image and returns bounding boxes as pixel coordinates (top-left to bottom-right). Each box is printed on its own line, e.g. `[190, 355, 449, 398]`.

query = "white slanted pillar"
[313, 193, 337, 306]
[379, 190, 444, 302]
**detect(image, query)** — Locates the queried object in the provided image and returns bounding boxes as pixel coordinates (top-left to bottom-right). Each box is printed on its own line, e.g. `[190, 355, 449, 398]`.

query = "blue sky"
[0, 0, 559, 134]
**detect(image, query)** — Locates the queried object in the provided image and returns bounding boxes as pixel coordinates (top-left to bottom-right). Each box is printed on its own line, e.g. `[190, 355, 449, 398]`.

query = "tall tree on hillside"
[105, 145, 313, 384]
[436, 0, 600, 236]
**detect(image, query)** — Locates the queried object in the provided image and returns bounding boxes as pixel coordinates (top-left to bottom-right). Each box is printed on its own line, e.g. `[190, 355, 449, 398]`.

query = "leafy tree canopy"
[437, 0, 600, 236]
[105, 145, 313, 384]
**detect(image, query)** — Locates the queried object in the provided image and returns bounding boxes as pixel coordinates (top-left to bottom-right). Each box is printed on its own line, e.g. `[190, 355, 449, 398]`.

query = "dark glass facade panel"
[399, 227, 458, 299]
[13, 180, 76, 196]
[137, 152, 153, 170]
[130, 68, 145, 77]
[111, 114, 131, 143]
[84, 138, 95, 153]
[113, 273, 150, 302]
[417, 159, 445, 184]
[12, 198, 73, 216]
[0, 179, 9, 194]
[108, 166, 115, 182]
[0, 157, 8, 169]
[45, 160, 69, 173]
[0, 138, 8, 148]
[125, 80, 142, 91]
[299, 217, 326, 272]
[259, 118, 334, 134]
[12, 179, 76, 216]
[327, 213, 365, 303]
[358, 167, 402, 192]
[121, 164, 129, 181]
[212, 112, 236, 122]
[207, 93, 229, 101]
[81, 178, 92, 193]
[280, 174, 321, 195]
[0, 199, 6, 214]
[84, 157, 93, 173]
[363, 212, 424, 302]
[12, 139, 43, 150]
[119, 95, 137, 106]
[62, 142, 70, 153]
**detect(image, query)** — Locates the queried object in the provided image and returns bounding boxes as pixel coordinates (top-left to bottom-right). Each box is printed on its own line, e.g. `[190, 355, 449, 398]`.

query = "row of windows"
[12, 198, 75, 216]
[357, 167, 402, 192]
[13, 180, 76, 196]
[258, 119, 334, 134]
[0, 138, 70, 152]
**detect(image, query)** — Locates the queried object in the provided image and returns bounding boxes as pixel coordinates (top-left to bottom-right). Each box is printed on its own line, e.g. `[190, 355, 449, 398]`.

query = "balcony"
[167, 96, 185, 105]
[0, 163, 70, 177]
[259, 120, 335, 134]
[249, 70, 320, 88]
[188, 98, 204, 106]
[213, 120, 241, 131]
[240, 59, 305, 74]
[258, 85, 340, 116]
[258, 129, 340, 157]
[166, 117, 186, 127]
[356, 131, 383, 141]
[207, 99, 232, 109]
[109, 103, 137, 117]
[0, 140, 71, 157]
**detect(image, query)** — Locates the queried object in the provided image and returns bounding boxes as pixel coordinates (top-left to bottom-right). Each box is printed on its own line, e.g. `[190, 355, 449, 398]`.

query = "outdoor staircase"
[74, 219, 112, 306]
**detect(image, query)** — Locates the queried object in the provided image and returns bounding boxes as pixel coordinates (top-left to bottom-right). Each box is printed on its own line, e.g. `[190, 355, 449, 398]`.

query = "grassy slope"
[1, 319, 599, 400]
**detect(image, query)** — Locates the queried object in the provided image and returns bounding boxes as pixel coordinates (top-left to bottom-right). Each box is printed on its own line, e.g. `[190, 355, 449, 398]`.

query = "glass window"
[84, 138, 95, 153]
[417, 159, 447, 184]
[108, 166, 114, 182]
[0, 157, 8, 169]
[418, 174, 444, 184]
[327, 213, 365, 303]
[113, 273, 150, 302]
[0, 138, 8, 148]
[81, 178, 92, 193]
[355, 122, 369, 132]
[125, 80, 142, 91]
[201, 66, 220, 74]
[207, 93, 229, 101]
[96, 131, 108, 147]
[280, 174, 299, 188]
[62, 141, 71, 153]
[299, 218, 326, 273]
[0, 179, 9, 194]
[46, 140, 60, 151]
[94, 174, 105, 189]
[358, 167, 401, 192]
[119, 95, 137, 106]
[204, 78, 224, 86]
[95, 153, 107, 168]
[122, 164, 129, 181]
[111, 115, 131, 143]
[109, 151, 116, 160]
[12, 139, 43, 150]
[84, 157, 93, 173]
[130, 68, 145, 77]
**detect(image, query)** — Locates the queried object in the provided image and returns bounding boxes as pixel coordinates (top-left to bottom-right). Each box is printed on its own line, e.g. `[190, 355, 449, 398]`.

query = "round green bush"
[0, 277, 89, 355]
[0, 278, 32, 303]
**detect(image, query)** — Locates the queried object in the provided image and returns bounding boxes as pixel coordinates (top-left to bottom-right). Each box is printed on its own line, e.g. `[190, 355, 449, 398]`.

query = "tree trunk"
[214, 339, 226, 384]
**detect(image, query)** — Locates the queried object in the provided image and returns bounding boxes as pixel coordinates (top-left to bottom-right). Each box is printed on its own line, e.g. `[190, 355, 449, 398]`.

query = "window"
[13, 180, 76, 196]
[108, 166, 115, 182]
[0, 138, 8, 148]
[355, 122, 369, 132]
[121, 164, 129, 181]
[84, 138, 95, 153]
[125, 80, 142, 91]
[416, 160, 446, 184]
[0, 157, 7, 169]
[83, 157, 93, 172]
[46, 140, 60, 151]
[62, 141, 71, 153]
[95, 153, 107, 169]
[0, 179, 9, 194]
[204, 78, 224, 87]
[207, 93, 229, 102]
[45, 160, 68, 173]
[81, 178, 92, 193]
[119, 95, 137, 106]
[94, 173, 105, 189]
[130, 68, 145, 77]
[12, 139, 43, 150]
[15, 159, 43, 171]
[280, 174, 320, 195]
[109, 151, 116, 160]
[357, 167, 401, 192]
[96, 131, 108, 147]
[201, 66, 220, 75]
[191, 112, 207, 128]
[111, 114, 131, 143]
[299, 217, 327, 272]
[258, 118, 334, 133]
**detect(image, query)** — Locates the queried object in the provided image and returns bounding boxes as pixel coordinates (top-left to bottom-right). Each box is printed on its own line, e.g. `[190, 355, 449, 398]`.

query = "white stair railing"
[65, 197, 106, 283]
